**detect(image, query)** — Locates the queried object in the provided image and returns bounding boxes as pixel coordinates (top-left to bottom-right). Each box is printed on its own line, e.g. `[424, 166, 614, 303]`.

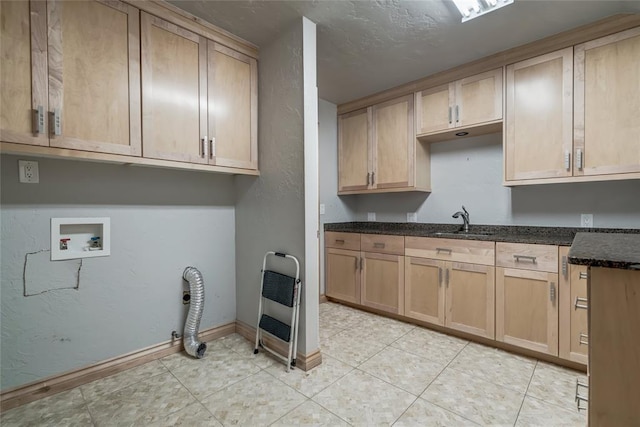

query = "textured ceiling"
[169, 0, 640, 105]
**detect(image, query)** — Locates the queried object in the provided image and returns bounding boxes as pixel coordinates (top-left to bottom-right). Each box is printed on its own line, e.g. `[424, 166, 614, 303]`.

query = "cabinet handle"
[575, 148, 583, 170]
[209, 138, 215, 159]
[335, 239, 345, 244]
[34, 106, 45, 134]
[549, 282, 556, 303]
[445, 268, 449, 287]
[51, 108, 62, 136]
[564, 150, 571, 171]
[373, 242, 385, 248]
[367, 172, 371, 186]
[574, 297, 588, 310]
[436, 247, 452, 254]
[514, 255, 536, 264]
[579, 271, 588, 280]
[579, 332, 589, 346]
[448, 107, 452, 124]
[371, 172, 375, 186]
[438, 267, 443, 286]
[561, 256, 568, 278]
[201, 137, 208, 158]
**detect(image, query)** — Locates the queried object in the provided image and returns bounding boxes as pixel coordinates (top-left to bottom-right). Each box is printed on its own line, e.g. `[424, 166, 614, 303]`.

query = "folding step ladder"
[254, 251, 302, 371]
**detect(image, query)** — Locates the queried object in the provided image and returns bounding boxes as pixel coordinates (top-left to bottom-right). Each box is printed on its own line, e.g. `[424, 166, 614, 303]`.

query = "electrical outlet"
[319, 204, 325, 215]
[407, 212, 417, 223]
[367, 212, 376, 221]
[18, 160, 39, 183]
[581, 214, 593, 228]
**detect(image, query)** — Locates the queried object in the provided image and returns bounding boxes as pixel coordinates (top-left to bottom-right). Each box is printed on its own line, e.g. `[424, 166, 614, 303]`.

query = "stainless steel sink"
[433, 232, 494, 238]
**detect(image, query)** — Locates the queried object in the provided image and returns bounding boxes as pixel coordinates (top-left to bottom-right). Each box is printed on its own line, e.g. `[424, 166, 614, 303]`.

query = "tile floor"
[1, 302, 587, 426]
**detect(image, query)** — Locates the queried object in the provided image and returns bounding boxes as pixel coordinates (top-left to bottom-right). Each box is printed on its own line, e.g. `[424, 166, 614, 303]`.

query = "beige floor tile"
[87, 372, 195, 426]
[320, 328, 386, 367]
[200, 370, 306, 427]
[319, 323, 347, 343]
[448, 342, 536, 393]
[516, 396, 586, 426]
[526, 361, 587, 412]
[265, 354, 353, 397]
[271, 400, 349, 426]
[421, 367, 524, 426]
[353, 316, 416, 345]
[359, 346, 447, 396]
[312, 369, 416, 426]
[80, 359, 167, 402]
[390, 327, 468, 365]
[146, 402, 222, 426]
[393, 398, 479, 426]
[160, 345, 261, 399]
[0, 389, 90, 427]
[219, 332, 286, 369]
[322, 304, 372, 329]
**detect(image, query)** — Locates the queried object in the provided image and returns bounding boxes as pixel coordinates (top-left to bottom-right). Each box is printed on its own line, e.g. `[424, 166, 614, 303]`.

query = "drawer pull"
[373, 242, 385, 248]
[574, 297, 588, 310]
[335, 239, 345, 244]
[436, 247, 452, 254]
[579, 272, 588, 280]
[549, 282, 556, 303]
[514, 255, 537, 264]
[579, 333, 589, 346]
[561, 256, 568, 278]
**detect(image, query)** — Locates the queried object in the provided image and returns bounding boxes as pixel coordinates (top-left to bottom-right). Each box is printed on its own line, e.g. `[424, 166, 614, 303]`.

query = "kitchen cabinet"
[325, 232, 361, 304]
[0, 0, 48, 147]
[360, 234, 405, 315]
[574, 27, 640, 177]
[588, 267, 640, 425]
[0, 0, 141, 156]
[405, 237, 495, 339]
[505, 48, 573, 181]
[415, 68, 502, 139]
[496, 243, 559, 356]
[558, 247, 588, 364]
[337, 95, 429, 194]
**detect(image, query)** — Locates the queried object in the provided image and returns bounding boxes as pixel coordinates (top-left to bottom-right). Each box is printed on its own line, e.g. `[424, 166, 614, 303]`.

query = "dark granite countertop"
[324, 222, 640, 246]
[568, 233, 640, 270]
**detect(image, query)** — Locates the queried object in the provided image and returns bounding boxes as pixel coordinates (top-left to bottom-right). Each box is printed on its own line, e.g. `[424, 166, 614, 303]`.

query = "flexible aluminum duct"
[182, 267, 207, 358]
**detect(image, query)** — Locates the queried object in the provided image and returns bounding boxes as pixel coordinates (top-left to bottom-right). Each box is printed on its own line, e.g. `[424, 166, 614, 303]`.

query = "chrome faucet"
[452, 206, 470, 233]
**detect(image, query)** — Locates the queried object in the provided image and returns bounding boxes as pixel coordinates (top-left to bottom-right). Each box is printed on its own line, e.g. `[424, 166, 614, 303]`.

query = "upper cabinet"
[0, 1, 259, 175]
[574, 27, 640, 177]
[505, 48, 573, 181]
[338, 94, 429, 194]
[415, 68, 503, 140]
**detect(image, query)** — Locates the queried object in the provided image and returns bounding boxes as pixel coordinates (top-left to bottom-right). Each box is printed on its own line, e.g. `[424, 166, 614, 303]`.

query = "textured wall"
[318, 99, 357, 294]
[0, 155, 237, 390]
[234, 19, 311, 353]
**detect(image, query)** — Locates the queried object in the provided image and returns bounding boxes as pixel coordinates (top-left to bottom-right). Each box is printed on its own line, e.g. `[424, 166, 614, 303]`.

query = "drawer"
[361, 234, 404, 255]
[325, 231, 360, 251]
[496, 242, 558, 273]
[404, 236, 495, 266]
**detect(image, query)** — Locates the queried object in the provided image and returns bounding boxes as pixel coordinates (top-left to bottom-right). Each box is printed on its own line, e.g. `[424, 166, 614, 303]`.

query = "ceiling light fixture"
[451, 0, 514, 23]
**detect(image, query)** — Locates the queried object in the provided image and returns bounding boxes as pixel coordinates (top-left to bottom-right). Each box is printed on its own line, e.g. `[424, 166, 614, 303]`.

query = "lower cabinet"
[361, 252, 404, 314]
[405, 257, 495, 339]
[325, 248, 361, 305]
[559, 246, 589, 364]
[496, 267, 559, 356]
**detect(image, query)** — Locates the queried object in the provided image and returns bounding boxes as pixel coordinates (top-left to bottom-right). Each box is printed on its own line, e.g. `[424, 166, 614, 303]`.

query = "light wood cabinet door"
[416, 84, 453, 135]
[207, 41, 257, 169]
[559, 247, 588, 364]
[446, 262, 495, 339]
[47, 0, 141, 156]
[338, 108, 370, 192]
[404, 257, 445, 326]
[362, 252, 404, 315]
[505, 48, 573, 181]
[574, 27, 640, 177]
[496, 267, 559, 356]
[372, 94, 414, 190]
[141, 12, 207, 163]
[456, 68, 503, 128]
[0, 0, 48, 146]
[325, 248, 360, 305]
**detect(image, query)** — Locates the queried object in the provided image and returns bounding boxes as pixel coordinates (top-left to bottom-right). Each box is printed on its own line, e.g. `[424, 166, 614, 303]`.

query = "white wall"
[235, 18, 319, 355]
[0, 155, 237, 390]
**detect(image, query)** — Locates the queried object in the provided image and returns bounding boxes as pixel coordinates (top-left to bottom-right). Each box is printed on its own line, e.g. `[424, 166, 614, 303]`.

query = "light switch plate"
[581, 214, 593, 228]
[367, 212, 376, 221]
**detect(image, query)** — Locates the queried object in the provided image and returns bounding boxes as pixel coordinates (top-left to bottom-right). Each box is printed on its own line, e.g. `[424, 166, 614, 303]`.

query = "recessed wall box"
[51, 217, 111, 261]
